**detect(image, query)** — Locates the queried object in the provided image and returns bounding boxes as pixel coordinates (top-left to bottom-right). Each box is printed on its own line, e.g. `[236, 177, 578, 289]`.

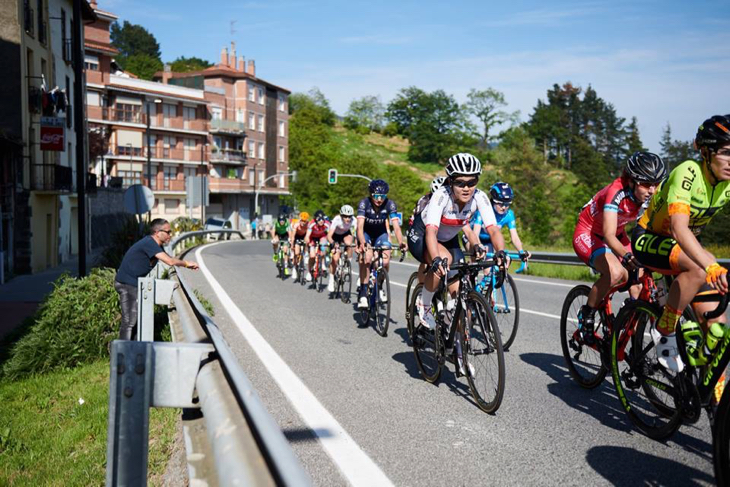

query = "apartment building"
[0, 0, 95, 275]
[84, 1, 209, 222]
[156, 43, 290, 226]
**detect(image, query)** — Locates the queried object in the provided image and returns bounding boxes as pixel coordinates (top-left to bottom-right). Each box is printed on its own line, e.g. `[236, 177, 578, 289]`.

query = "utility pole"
[73, 0, 86, 276]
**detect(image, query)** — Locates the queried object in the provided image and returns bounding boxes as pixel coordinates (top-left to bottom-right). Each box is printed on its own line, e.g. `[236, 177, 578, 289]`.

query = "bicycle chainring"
[675, 373, 702, 424]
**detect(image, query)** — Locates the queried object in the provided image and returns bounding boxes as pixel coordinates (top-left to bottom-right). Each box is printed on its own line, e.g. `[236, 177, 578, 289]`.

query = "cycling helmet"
[430, 176, 446, 194]
[277, 214, 287, 222]
[624, 151, 667, 184]
[340, 204, 354, 217]
[314, 210, 326, 221]
[445, 153, 481, 177]
[696, 115, 730, 151]
[299, 211, 310, 222]
[368, 179, 389, 195]
[489, 182, 514, 204]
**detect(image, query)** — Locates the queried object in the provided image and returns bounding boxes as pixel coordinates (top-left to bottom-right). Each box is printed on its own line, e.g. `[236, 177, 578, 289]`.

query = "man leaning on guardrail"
[114, 218, 199, 340]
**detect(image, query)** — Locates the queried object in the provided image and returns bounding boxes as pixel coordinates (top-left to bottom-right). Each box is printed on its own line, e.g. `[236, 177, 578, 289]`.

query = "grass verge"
[0, 359, 178, 486]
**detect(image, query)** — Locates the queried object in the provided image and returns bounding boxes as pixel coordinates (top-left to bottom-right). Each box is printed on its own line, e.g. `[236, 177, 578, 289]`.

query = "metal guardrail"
[525, 251, 730, 268]
[106, 230, 310, 486]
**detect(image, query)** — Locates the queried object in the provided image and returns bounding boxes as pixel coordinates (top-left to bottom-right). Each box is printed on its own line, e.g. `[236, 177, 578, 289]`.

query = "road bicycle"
[609, 283, 727, 440]
[291, 241, 308, 286]
[358, 245, 398, 337]
[333, 243, 356, 303]
[408, 258, 506, 414]
[274, 240, 290, 280]
[311, 241, 330, 293]
[560, 268, 657, 388]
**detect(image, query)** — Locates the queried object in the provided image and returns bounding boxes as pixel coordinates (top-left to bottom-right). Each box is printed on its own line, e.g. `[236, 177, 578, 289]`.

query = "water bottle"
[705, 322, 726, 357]
[680, 321, 706, 366]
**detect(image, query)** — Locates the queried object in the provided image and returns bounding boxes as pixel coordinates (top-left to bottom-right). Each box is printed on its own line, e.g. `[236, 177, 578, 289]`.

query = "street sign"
[186, 176, 209, 207]
[328, 169, 338, 184]
[123, 185, 155, 214]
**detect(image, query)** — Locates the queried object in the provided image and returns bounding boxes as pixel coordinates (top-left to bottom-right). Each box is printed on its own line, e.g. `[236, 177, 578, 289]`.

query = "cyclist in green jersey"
[271, 214, 292, 273]
[632, 115, 730, 372]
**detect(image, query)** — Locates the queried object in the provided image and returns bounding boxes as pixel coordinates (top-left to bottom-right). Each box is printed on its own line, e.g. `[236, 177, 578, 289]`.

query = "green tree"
[660, 123, 699, 170]
[625, 116, 646, 155]
[168, 56, 212, 72]
[464, 88, 519, 145]
[110, 21, 161, 70]
[123, 53, 163, 80]
[343, 95, 384, 133]
[289, 88, 336, 126]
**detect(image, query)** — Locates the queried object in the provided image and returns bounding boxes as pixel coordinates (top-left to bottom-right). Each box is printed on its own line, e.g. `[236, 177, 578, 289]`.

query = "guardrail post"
[137, 276, 177, 342]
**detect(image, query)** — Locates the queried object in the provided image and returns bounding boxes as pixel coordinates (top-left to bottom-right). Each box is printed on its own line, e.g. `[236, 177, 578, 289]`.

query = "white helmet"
[340, 204, 354, 216]
[430, 176, 446, 194]
[445, 153, 481, 177]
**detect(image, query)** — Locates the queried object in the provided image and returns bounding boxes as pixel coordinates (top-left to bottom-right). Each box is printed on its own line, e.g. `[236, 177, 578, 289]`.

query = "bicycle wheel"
[340, 260, 352, 304]
[462, 291, 505, 414]
[299, 257, 307, 287]
[405, 271, 419, 322]
[560, 285, 608, 389]
[317, 257, 326, 293]
[714, 387, 730, 486]
[411, 283, 441, 383]
[610, 299, 682, 440]
[375, 269, 391, 337]
[488, 273, 520, 351]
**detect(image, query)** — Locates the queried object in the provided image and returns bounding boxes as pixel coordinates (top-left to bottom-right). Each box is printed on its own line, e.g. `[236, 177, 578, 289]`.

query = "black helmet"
[696, 115, 730, 151]
[624, 151, 667, 184]
[277, 214, 287, 222]
[489, 182, 514, 204]
[314, 210, 325, 221]
[368, 179, 389, 195]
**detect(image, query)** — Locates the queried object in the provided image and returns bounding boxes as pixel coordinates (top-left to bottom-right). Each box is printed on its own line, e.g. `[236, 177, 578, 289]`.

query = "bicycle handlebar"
[704, 292, 730, 320]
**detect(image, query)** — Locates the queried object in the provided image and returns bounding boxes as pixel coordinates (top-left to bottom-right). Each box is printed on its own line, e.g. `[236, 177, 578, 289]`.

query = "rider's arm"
[601, 211, 630, 257]
[356, 217, 366, 247]
[475, 191, 505, 251]
[486, 225, 506, 251]
[304, 228, 312, 245]
[424, 225, 439, 264]
[390, 218, 404, 247]
[508, 228, 525, 253]
[463, 224, 481, 249]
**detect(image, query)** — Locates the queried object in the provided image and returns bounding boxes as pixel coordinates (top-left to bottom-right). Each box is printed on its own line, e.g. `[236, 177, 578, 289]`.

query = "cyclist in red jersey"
[289, 211, 310, 281]
[304, 210, 330, 282]
[573, 152, 667, 336]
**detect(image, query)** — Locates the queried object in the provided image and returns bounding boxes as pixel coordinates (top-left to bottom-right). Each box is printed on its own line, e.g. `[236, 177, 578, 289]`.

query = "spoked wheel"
[610, 299, 682, 440]
[316, 258, 326, 293]
[278, 254, 285, 280]
[486, 273, 520, 351]
[410, 284, 441, 384]
[405, 271, 419, 322]
[714, 387, 730, 486]
[375, 269, 391, 337]
[560, 285, 608, 389]
[462, 291, 505, 414]
[299, 258, 307, 287]
[340, 261, 352, 304]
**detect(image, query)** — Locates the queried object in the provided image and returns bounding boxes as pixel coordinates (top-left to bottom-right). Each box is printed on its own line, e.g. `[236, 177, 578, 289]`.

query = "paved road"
[181, 240, 715, 486]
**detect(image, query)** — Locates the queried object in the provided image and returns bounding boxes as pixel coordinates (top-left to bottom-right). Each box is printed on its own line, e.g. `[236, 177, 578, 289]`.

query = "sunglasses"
[637, 181, 660, 189]
[716, 149, 730, 158]
[157, 229, 172, 235]
[494, 201, 511, 208]
[371, 193, 387, 200]
[452, 178, 479, 189]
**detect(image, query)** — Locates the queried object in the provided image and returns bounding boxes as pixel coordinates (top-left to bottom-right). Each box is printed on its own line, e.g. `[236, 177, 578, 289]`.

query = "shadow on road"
[521, 352, 712, 460]
[586, 445, 713, 486]
[282, 427, 333, 443]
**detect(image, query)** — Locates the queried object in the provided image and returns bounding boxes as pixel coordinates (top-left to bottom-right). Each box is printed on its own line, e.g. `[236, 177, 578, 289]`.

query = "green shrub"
[2, 268, 120, 379]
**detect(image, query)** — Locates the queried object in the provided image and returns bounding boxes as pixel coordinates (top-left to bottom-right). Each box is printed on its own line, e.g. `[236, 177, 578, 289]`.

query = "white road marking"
[196, 244, 394, 487]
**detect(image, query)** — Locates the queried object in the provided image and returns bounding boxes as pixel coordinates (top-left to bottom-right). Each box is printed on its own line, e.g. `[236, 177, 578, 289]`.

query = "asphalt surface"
[179, 240, 716, 486]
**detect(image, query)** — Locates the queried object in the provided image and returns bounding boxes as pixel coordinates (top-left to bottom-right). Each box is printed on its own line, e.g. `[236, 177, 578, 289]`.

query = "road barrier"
[106, 230, 311, 486]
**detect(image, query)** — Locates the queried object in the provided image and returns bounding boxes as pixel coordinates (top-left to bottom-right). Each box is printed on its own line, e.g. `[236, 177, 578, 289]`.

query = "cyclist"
[632, 116, 730, 372]
[573, 152, 667, 345]
[356, 179, 407, 309]
[271, 214, 291, 271]
[468, 182, 530, 262]
[327, 205, 355, 293]
[408, 153, 508, 330]
[408, 176, 447, 286]
[289, 211, 310, 281]
[304, 210, 331, 283]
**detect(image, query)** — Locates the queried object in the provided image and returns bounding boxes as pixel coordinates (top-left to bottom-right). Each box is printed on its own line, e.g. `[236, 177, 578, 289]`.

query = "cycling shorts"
[332, 232, 351, 245]
[408, 213, 464, 265]
[631, 225, 683, 274]
[573, 225, 630, 270]
[363, 231, 391, 249]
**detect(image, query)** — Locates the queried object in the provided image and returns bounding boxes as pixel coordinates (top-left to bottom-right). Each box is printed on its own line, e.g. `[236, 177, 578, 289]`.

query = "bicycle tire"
[375, 269, 391, 337]
[560, 285, 608, 389]
[299, 257, 307, 287]
[714, 386, 730, 486]
[316, 257, 325, 293]
[488, 273, 520, 351]
[405, 271, 419, 322]
[340, 260, 352, 304]
[462, 290, 505, 414]
[610, 299, 682, 440]
[411, 283, 441, 383]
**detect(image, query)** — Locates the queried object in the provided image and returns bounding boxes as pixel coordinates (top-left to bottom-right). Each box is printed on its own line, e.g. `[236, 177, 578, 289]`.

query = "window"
[258, 88, 264, 105]
[115, 103, 140, 123]
[163, 166, 177, 190]
[257, 115, 264, 132]
[164, 199, 180, 214]
[183, 167, 196, 181]
[211, 106, 222, 120]
[236, 108, 244, 122]
[258, 142, 265, 159]
[279, 173, 285, 188]
[163, 103, 176, 128]
[278, 146, 285, 163]
[278, 94, 286, 112]
[183, 106, 196, 129]
[65, 76, 72, 128]
[87, 91, 100, 106]
[248, 112, 255, 129]
[118, 170, 142, 188]
[248, 168, 255, 185]
[248, 140, 255, 158]
[278, 121, 285, 137]
[248, 86, 255, 102]
[84, 54, 99, 71]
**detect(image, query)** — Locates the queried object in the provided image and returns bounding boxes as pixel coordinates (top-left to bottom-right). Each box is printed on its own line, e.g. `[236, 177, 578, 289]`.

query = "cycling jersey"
[422, 186, 496, 242]
[471, 208, 516, 242]
[577, 176, 642, 237]
[307, 220, 330, 241]
[357, 197, 398, 237]
[408, 193, 432, 228]
[330, 215, 353, 235]
[638, 160, 730, 237]
[274, 221, 289, 236]
[293, 222, 308, 239]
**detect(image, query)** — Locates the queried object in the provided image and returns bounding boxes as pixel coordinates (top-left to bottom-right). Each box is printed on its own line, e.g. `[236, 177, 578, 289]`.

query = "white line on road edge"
[196, 244, 394, 487]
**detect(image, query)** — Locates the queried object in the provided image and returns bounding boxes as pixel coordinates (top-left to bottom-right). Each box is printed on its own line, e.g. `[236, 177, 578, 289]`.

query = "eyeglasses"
[341, 215, 352, 219]
[316, 218, 325, 223]
[372, 194, 387, 200]
[637, 181, 660, 189]
[452, 178, 479, 189]
[158, 229, 172, 235]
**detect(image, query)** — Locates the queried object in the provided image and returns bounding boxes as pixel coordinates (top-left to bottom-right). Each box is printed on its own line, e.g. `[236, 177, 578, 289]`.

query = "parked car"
[204, 218, 233, 240]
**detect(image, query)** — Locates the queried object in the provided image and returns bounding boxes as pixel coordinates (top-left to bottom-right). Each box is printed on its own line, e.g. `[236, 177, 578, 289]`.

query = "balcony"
[144, 177, 186, 192]
[210, 148, 246, 164]
[208, 177, 253, 194]
[157, 117, 207, 132]
[112, 145, 204, 163]
[31, 164, 72, 192]
[87, 106, 144, 124]
[210, 119, 246, 134]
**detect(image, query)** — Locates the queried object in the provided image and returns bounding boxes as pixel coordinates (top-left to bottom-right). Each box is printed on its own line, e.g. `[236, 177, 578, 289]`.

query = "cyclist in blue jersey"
[468, 182, 530, 262]
[356, 179, 407, 309]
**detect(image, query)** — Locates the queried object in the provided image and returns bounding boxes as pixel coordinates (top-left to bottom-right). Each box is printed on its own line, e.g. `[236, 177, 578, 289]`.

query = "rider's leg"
[659, 250, 706, 335]
[421, 243, 452, 308]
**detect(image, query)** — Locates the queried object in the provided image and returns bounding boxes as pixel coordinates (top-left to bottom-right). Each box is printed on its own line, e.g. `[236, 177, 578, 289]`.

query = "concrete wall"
[88, 187, 125, 249]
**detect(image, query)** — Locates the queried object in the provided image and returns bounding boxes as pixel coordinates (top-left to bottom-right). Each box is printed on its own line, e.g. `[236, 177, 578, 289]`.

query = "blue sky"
[102, 0, 729, 150]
